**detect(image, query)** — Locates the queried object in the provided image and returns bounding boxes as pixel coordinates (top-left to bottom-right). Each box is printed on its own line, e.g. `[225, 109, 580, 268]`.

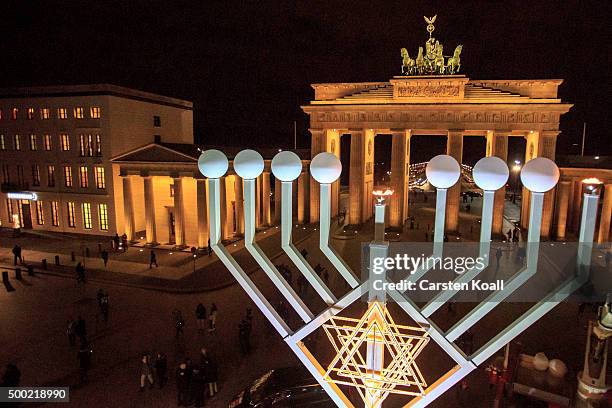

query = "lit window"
[0, 134, 5, 150]
[16, 165, 24, 186]
[58, 108, 67, 119]
[60, 134, 70, 151]
[41, 108, 50, 119]
[1, 164, 10, 183]
[47, 165, 55, 187]
[153, 115, 161, 127]
[64, 165, 73, 187]
[79, 134, 95, 157]
[79, 166, 88, 188]
[90, 106, 101, 119]
[51, 201, 59, 226]
[29, 134, 37, 151]
[98, 203, 108, 231]
[95, 134, 102, 156]
[32, 164, 40, 186]
[10, 108, 18, 120]
[74, 107, 84, 119]
[14, 134, 21, 150]
[82, 203, 92, 229]
[67, 202, 76, 228]
[43, 134, 52, 151]
[94, 166, 105, 189]
[27, 108, 34, 120]
[36, 201, 44, 225]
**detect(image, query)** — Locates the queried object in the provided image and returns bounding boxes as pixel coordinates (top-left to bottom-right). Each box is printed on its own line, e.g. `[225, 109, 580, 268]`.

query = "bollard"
[27, 265, 34, 276]
[2, 271, 8, 283]
[42, 259, 47, 270]
[71, 251, 75, 262]
[55, 255, 60, 266]
[15, 268, 22, 280]
[85, 247, 90, 257]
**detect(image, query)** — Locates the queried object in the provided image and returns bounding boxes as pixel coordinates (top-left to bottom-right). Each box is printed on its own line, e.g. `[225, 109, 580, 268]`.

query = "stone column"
[143, 175, 158, 245]
[220, 176, 229, 239]
[309, 129, 324, 223]
[274, 178, 281, 225]
[255, 175, 262, 227]
[348, 129, 375, 225]
[445, 130, 463, 232]
[485, 131, 508, 235]
[121, 175, 135, 240]
[297, 171, 307, 224]
[389, 129, 410, 228]
[172, 176, 186, 247]
[598, 184, 612, 244]
[570, 179, 583, 233]
[196, 178, 209, 248]
[554, 181, 571, 240]
[262, 171, 271, 226]
[234, 176, 244, 235]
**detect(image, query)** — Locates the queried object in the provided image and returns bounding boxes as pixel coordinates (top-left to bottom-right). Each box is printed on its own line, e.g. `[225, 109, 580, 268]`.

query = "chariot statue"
[400, 15, 463, 76]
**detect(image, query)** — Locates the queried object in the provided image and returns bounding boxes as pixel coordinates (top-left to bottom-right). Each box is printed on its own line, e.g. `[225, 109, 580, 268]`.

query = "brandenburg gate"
[302, 18, 572, 238]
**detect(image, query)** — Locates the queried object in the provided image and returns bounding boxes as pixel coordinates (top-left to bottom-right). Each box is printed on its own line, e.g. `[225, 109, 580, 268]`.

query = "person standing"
[190, 366, 205, 408]
[175, 362, 191, 406]
[76, 262, 86, 284]
[149, 250, 158, 269]
[154, 352, 167, 389]
[112, 233, 120, 251]
[67, 319, 77, 346]
[495, 247, 503, 271]
[206, 353, 218, 398]
[207, 239, 212, 256]
[238, 319, 249, 355]
[195, 303, 206, 332]
[121, 233, 128, 252]
[12, 245, 23, 265]
[77, 341, 92, 384]
[139, 354, 154, 391]
[101, 249, 109, 267]
[208, 303, 217, 334]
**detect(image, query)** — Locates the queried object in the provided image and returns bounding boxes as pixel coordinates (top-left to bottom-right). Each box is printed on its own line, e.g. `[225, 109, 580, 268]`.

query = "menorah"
[198, 149, 598, 408]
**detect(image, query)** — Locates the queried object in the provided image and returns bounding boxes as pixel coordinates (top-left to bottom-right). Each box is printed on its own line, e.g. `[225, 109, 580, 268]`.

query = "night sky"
[1, 0, 610, 158]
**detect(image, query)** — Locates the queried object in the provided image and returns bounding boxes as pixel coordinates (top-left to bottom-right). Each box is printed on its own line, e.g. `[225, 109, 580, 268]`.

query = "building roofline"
[0, 84, 193, 110]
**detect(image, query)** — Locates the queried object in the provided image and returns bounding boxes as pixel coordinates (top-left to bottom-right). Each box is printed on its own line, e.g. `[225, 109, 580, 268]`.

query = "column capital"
[308, 128, 325, 135]
[140, 171, 151, 178]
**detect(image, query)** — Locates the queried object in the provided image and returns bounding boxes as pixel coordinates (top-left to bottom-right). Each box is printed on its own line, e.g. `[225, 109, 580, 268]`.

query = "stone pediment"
[111, 143, 197, 163]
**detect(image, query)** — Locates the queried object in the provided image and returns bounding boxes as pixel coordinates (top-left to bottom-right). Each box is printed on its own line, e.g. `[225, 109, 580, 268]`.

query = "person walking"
[174, 310, 185, 338]
[175, 362, 191, 406]
[121, 233, 128, 252]
[208, 303, 217, 334]
[76, 262, 86, 284]
[149, 250, 158, 269]
[238, 319, 250, 355]
[205, 354, 218, 398]
[190, 366, 206, 407]
[101, 249, 109, 267]
[154, 352, 167, 389]
[12, 245, 23, 265]
[139, 354, 154, 391]
[195, 303, 206, 332]
[207, 239, 212, 256]
[112, 233, 120, 251]
[77, 341, 92, 384]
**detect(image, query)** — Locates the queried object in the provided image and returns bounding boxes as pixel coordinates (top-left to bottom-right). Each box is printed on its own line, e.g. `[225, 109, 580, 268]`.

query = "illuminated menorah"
[198, 149, 597, 408]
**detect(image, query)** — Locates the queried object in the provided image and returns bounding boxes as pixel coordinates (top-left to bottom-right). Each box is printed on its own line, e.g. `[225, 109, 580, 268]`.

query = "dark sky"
[1, 0, 610, 156]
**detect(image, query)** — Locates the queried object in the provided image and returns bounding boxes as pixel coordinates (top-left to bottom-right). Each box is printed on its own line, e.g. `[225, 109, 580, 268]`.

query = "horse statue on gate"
[434, 42, 445, 74]
[400, 48, 416, 75]
[446, 45, 463, 74]
[415, 47, 425, 74]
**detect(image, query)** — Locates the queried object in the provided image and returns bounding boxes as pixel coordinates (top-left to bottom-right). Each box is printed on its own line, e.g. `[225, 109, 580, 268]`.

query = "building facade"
[0, 84, 193, 236]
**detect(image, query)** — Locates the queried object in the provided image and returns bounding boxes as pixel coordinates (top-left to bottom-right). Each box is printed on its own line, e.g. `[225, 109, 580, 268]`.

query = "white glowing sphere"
[533, 352, 549, 371]
[233, 149, 264, 179]
[310, 152, 341, 184]
[548, 359, 567, 378]
[198, 149, 228, 178]
[425, 155, 461, 189]
[271, 151, 302, 181]
[473, 156, 509, 191]
[520, 158, 560, 193]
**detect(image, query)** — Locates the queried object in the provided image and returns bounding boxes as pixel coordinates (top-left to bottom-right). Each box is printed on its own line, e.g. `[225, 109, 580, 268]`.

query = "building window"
[2, 164, 10, 183]
[7, 199, 13, 222]
[58, 108, 67, 119]
[98, 203, 108, 231]
[90, 106, 101, 119]
[16, 165, 24, 187]
[51, 201, 59, 226]
[27, 108, 35, 120]
[29, 134, 37, 151]
[79, 166, 88, 188]
[10, 108, 18, 120]
[82, 203, 92, 229]
[47, 165, 55, 187]
[14, 134, 21, 150]
[67, 202, 76, 228]
[74, 107, 84, 119]
[60, 134, 70, 151]
[95, 134, 102, 156]
[36, 201, 44, 225]
[79, 134, 95, 157]
[41, 108, 50, 119]
[64, 165, 73, 187]
[153, 115, 161, 127]
[0, 134, 5, 150]
[94, 166, 105, 189]
[32, 164, 40, 186]
[43, 134, 52, 151]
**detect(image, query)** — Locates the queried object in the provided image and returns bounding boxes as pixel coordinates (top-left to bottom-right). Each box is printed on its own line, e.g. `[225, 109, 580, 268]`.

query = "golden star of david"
[322, 301, 430, 407]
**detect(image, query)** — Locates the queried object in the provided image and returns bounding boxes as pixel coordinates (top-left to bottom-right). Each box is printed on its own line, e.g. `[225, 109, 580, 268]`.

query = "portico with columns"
[302, 75, 573, 238]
